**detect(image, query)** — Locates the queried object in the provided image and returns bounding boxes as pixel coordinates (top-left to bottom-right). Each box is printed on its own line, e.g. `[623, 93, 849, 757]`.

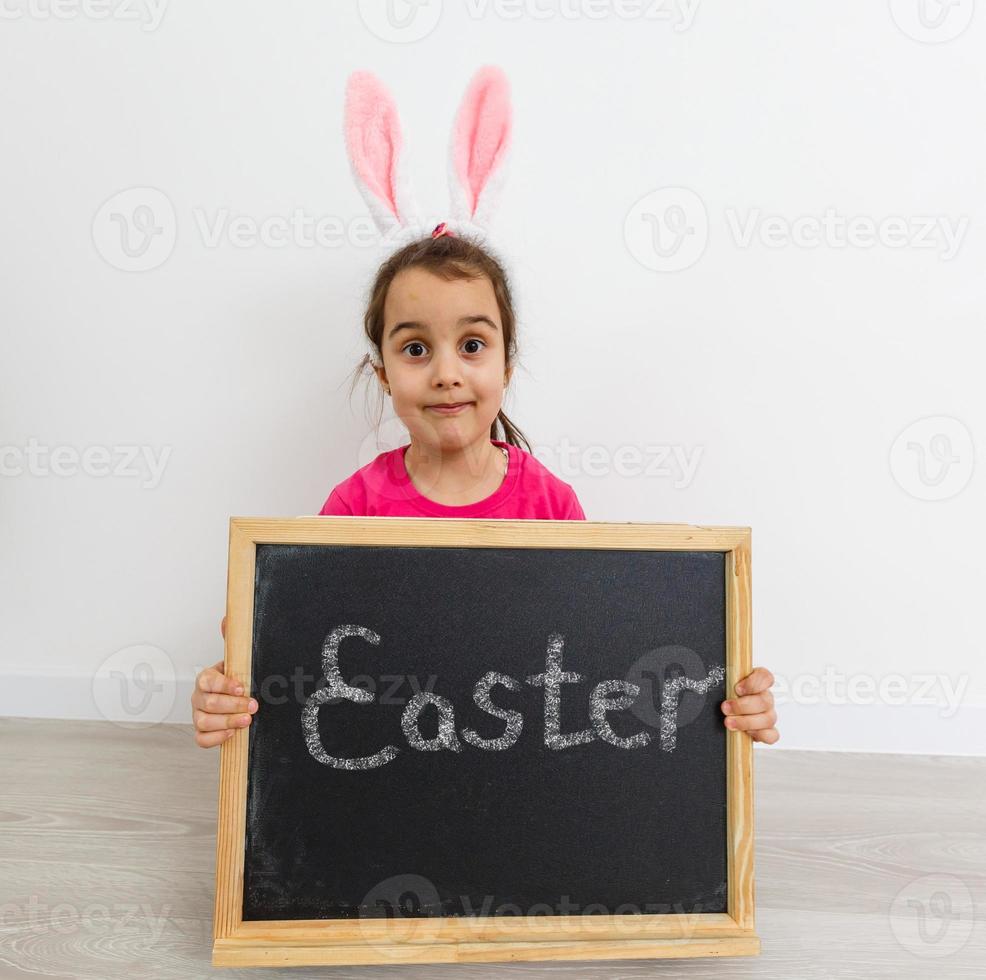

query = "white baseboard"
[0, 667, 197, 727]
[1, 669, 984, 756]
[766, 701, 986, 756]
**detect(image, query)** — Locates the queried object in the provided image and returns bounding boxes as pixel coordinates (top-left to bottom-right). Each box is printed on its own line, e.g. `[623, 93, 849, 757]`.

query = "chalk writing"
[302, 625, 723, 769]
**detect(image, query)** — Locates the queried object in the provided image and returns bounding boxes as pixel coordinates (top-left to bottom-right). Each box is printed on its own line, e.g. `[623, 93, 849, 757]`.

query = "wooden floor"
[0, 717, 983, 978]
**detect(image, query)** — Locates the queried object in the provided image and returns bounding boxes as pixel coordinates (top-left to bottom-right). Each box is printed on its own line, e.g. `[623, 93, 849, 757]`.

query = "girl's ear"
[447, 65, 512, 231]
[344, 70, 422, 239]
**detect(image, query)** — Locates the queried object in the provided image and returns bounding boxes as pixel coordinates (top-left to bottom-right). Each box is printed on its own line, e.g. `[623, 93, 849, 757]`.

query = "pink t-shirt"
[318, 439, 586, 520]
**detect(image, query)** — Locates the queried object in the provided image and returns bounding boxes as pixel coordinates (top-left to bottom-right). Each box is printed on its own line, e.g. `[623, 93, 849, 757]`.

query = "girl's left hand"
[720, 666, 779, 744]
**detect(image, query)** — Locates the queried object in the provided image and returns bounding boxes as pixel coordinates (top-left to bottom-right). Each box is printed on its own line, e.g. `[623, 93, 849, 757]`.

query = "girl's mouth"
[427, 402, 472, 415]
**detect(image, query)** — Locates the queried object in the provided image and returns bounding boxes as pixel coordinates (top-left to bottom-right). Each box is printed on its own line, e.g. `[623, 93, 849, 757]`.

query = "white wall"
[1, 1, 983, 754]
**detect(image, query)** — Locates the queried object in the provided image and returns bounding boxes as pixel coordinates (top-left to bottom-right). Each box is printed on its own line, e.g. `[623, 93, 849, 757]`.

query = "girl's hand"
[720, 666, 779, 744]
[189, 615, 258, 748]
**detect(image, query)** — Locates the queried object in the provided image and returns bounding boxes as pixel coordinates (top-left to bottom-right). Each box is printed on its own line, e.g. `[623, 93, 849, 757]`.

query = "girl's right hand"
[190, 615, 259, 748]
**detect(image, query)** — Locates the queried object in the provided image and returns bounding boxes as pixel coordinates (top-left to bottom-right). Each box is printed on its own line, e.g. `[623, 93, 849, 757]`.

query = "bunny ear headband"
[343, 64, 513, 251]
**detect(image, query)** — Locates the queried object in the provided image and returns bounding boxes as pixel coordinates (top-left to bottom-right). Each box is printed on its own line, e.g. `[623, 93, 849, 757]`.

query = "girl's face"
[377, 266, 512, 452]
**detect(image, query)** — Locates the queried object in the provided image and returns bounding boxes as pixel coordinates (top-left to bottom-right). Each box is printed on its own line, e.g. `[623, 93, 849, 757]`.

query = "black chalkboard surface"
[213, 518, 757, 967]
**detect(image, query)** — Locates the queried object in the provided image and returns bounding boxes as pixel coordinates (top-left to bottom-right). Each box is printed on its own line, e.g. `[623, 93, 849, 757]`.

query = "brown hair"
[346, 233, 532, 453]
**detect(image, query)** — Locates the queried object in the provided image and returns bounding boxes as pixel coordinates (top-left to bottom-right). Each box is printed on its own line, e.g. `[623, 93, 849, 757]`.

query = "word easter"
[302, 625, 725, 770]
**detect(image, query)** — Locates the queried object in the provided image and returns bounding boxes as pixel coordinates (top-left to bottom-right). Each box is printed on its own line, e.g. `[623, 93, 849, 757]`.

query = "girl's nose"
[430, 352, 463, 390]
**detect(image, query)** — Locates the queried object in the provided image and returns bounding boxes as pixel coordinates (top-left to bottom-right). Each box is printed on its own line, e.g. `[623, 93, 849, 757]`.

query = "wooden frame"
[213, 517, 757, 967]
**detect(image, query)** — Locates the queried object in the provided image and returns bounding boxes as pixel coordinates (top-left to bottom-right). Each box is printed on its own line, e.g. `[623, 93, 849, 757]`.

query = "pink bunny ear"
[447, 65, 512, 230]
[344, 70, 421, 238]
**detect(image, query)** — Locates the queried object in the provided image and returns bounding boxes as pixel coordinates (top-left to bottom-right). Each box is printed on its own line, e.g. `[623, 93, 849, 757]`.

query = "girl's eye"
[401, 338, 487, 358]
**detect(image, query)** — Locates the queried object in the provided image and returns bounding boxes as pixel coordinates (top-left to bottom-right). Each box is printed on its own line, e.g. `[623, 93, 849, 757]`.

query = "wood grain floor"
[0, 717, 983, 978]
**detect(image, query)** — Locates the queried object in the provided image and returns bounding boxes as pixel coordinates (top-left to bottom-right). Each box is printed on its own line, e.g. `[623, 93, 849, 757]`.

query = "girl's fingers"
[194, 728, 236, 749]
[750, 727, 780, 745]
[724, 667, 779, 743]
[192, 691, 258, 716]
[193, 707, 255, 733]
[197, 664, 245, 697]
[721, 691, 773, 716]
[723, 710, 777, 732]
[191, 654, 250, 747]
[734, 666, 775, 696]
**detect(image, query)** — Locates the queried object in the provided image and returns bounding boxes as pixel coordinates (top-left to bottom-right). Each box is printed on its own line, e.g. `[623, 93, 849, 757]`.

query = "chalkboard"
[213, 518, 757, 967]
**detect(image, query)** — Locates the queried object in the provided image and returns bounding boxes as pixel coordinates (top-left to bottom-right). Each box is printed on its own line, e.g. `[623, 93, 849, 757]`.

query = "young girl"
[191, 231, 779, 747]
[191, 68, 778, 748]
